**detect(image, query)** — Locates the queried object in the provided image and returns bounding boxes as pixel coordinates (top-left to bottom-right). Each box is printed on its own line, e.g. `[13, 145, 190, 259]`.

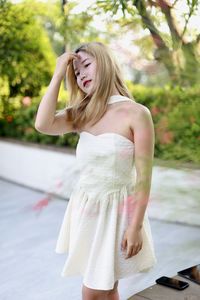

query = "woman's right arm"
[34, 52, 79, 136]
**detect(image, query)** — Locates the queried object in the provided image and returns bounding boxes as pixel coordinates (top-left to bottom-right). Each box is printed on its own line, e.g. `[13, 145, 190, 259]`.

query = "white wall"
[0, 139, 80, 199]
[1, 138, 200, 226]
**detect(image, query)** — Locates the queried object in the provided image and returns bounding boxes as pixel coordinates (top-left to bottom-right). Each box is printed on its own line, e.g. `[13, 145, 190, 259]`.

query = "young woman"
[35, 41, 157, 300]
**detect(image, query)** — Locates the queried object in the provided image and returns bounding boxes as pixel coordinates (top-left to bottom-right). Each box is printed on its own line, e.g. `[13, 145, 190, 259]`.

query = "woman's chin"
[87, 88, 94, 97]
[81, 86, 95, 98]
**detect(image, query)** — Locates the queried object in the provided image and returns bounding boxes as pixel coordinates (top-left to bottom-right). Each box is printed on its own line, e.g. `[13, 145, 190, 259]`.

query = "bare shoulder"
[114, 100, 151, 120]
[127, 101, 150, 115]
[125, 101, 153, 124]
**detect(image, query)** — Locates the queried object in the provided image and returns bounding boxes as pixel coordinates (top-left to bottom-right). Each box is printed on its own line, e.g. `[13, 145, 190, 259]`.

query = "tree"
[0, 0, 56, 98]
[92, 0, 200, 86]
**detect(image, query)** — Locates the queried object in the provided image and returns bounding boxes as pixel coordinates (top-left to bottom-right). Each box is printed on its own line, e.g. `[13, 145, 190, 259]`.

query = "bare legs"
[82, 280, 119, 300]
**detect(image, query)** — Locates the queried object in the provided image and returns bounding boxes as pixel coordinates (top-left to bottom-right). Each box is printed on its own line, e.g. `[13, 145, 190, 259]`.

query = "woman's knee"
[82, 280, 119, 298]
[107, 280, 119, 294]
[82, 284, 109, 299]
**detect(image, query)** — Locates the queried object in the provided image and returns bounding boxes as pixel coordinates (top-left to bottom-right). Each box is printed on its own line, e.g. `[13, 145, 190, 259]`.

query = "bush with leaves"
[1, 83, 199, 163]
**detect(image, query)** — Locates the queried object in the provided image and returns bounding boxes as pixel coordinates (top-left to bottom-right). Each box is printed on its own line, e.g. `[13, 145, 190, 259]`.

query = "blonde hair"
[64, 41, 133, 131]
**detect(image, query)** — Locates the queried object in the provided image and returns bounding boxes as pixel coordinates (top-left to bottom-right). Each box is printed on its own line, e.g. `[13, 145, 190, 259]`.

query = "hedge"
[0, 83, 199, 163]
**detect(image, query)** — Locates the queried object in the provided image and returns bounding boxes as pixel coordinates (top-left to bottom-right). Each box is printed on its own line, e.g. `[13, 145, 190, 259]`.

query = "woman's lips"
[84, 80, 92, 87]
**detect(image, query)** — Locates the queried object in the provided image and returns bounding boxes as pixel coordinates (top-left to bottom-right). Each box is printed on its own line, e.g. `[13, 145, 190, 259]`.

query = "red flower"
[151, 106, 160, 116]
[6, 115, 13, 122]
[161, 131, 174, 144]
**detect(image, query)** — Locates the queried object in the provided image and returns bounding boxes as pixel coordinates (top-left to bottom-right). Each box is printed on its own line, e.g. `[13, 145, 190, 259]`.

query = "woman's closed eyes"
[75, 63, 91, 77]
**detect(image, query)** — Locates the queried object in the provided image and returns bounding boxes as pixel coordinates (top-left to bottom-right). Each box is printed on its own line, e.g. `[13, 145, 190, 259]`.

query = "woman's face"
[73, 51, 97, 96]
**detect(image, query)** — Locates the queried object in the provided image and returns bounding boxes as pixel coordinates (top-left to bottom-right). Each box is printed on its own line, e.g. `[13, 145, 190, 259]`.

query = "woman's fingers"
[71, 53, 81, 60]
[121, 238, 127, 251]
[125, 243, 142, 259]
[125, 244, 135, 259]
[68, 53, 78, 62]
[121, 228, 143, 259]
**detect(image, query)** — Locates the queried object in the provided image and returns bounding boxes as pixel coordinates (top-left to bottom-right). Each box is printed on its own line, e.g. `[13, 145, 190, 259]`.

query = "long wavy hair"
[63, 41, 133, 131]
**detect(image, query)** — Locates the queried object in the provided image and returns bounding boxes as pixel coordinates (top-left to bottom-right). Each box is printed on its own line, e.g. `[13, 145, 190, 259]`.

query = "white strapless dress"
[55, 95, 157, 290]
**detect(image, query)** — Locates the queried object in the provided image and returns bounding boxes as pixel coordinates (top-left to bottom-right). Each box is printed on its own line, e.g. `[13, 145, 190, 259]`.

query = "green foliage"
[0, 0, 56, 98]
[1, 84, 199, 163]
[0, 93, 79, 148]
[93, 0, 200, 86]
[35, 0, 108, 53]
[127, 83, 200, 163]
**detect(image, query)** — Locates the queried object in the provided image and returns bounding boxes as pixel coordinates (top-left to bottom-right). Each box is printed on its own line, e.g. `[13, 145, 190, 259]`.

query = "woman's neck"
[110, 87, 120, 96]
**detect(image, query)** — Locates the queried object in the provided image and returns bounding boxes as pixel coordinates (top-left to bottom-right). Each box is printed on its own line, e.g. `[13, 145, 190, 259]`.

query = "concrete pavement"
[0, 174, 200, 300]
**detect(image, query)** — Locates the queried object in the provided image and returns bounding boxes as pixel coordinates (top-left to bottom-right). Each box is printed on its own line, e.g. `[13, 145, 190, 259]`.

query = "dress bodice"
[76, 95, 135, 196]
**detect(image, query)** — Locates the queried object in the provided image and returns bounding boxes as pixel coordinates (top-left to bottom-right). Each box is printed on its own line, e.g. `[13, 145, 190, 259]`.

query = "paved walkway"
[0, 173, 200, 300]
[149, 162, 200, 226]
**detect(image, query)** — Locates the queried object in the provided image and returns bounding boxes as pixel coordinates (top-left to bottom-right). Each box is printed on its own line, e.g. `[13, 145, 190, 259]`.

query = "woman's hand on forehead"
[73, 53, 81, 61]
[72, 54, 81, 69]
[73, 54, 84, 73]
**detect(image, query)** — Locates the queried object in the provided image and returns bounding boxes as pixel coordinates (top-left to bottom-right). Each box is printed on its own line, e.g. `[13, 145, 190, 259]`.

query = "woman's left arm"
[129, 104, 155, 230]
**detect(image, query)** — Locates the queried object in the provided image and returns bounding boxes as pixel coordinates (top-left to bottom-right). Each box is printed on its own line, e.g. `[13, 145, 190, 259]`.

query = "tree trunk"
[133, 0, 178, 83]
[132, 0, 200, 85]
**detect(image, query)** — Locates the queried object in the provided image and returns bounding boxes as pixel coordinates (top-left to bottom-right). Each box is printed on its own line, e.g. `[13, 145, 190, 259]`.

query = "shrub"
[0, 84, 199, 163]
